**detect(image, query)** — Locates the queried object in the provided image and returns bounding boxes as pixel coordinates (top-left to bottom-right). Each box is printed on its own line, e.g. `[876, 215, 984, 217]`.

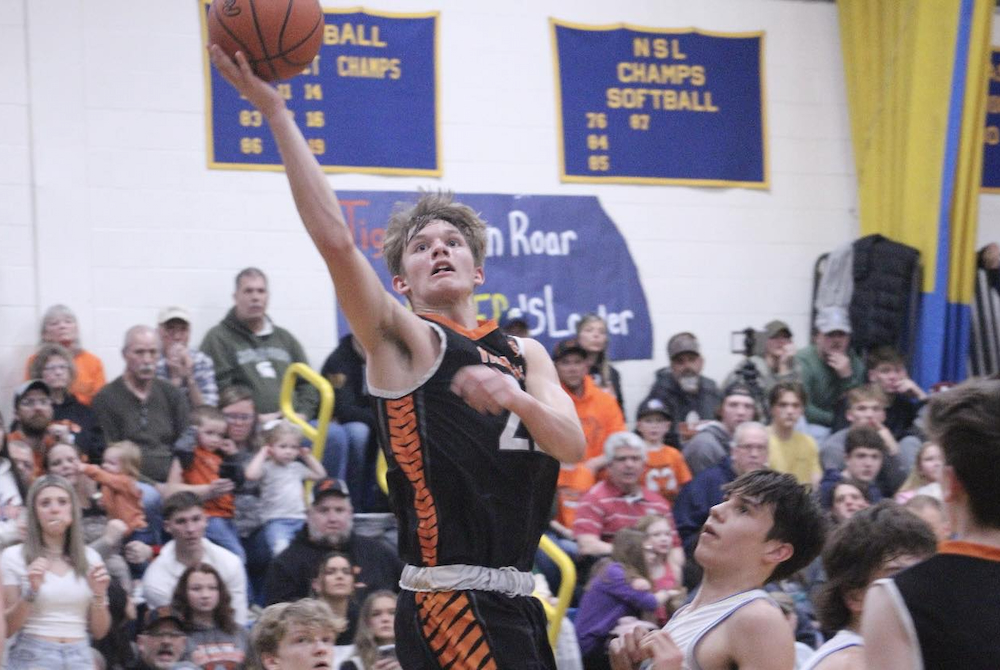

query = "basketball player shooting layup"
[209, 47, 585, 669]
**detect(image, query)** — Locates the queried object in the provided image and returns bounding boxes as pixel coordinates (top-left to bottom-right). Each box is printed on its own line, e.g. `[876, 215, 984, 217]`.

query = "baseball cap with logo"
[311, 478, 350, 505]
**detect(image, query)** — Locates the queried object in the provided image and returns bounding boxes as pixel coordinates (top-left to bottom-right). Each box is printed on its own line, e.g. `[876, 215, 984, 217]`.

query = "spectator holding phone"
[339, 590, 400, 670]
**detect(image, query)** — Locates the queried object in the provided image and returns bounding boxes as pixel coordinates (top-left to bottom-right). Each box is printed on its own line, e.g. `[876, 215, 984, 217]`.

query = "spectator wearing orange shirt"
[635, 398, 692, 502]
[24, 304, 106, 406]
[552, 338, 625, 527]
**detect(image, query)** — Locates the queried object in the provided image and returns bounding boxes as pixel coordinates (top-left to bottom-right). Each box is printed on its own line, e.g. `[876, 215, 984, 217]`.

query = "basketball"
[208, 0, 324, 82]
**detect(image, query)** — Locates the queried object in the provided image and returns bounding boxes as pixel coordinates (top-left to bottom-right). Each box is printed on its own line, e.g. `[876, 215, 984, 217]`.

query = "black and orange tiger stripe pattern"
[415, 591, 497, 670]
[386, 394, 439, 566]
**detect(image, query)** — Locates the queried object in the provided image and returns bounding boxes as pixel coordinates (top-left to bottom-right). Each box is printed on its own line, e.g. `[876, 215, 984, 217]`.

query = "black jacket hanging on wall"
[849, 234, 920, 355]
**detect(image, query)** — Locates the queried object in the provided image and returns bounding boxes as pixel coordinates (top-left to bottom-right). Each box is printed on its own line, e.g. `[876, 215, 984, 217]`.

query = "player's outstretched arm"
[208, 47, 426, 358]
[451, 338, 584, 463]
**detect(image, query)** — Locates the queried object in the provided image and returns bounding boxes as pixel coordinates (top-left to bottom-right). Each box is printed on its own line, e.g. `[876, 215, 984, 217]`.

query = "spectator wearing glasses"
[27, 344, 105, 464]
[24, 305, 106, 406]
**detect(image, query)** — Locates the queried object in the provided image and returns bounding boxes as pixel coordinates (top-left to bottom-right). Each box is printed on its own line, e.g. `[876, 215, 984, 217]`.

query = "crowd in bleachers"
[0, 274, 979, 670]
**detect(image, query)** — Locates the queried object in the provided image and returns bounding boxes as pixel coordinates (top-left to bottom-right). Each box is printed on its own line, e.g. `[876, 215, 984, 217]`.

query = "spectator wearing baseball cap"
[8, 379, 57, 476]
[683, 382, 759, 476]
[722, 320, 801, 407]
[551, 337, 625, 528]
[634, 398, 692, 501]
[135, 606, 199, 670]
[794, 307, 865, 439]
[644, 332, 722, 435]
[264, 477, 402, 607]
[156, 306, 219, 407]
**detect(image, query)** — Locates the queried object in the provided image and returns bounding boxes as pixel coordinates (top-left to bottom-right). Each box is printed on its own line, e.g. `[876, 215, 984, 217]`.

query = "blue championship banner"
[333, 191, 653, 361]
[200, 4, 440, 176]
[982, 48, 1000, 191]
[551, 19, 767, 188]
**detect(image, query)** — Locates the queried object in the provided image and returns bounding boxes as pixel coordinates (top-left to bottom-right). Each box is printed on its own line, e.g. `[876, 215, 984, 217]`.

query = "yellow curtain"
[838, 0, 993, 382]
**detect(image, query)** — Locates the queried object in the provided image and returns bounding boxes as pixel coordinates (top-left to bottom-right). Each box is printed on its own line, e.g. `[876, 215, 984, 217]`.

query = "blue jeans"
[263, 518, 305, 556]
[313, 420, 370, 510]
[206, 516, 246, 562]
[8, 635, 93, 670]
[242, 527, 271, 607]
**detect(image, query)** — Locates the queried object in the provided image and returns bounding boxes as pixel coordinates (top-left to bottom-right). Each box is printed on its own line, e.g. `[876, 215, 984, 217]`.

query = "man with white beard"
[644, 333, 721, 437]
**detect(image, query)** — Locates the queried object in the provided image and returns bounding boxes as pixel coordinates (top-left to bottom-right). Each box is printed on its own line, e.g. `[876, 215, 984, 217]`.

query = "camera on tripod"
[729, 327, 765, 410]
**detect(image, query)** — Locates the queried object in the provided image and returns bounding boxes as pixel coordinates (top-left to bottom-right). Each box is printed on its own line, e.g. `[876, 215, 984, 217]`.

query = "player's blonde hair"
[382, 191, 488, 277]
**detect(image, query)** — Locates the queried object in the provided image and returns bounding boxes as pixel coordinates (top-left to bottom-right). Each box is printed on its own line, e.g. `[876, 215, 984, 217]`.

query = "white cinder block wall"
[8, 0, 984, 425]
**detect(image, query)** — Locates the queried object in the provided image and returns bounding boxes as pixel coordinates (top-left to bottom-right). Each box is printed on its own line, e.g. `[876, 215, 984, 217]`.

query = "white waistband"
[399, 564, 534, 598]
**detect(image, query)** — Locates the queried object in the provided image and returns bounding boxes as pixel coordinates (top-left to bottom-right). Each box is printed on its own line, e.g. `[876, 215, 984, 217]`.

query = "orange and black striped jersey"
[371, 315, 560, 572]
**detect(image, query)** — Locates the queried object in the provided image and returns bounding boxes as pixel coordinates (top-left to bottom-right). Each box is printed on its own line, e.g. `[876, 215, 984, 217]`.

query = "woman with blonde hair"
[339, 590, 400, 670]
[1, 475, 110, 669]
[576, 314, 623, 408]
[894, 441, 944, 503]
[25, 305, 106, 406]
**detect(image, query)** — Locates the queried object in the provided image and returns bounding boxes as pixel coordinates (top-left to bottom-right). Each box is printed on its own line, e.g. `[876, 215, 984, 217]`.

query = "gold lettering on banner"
[324, 24, 387, 47]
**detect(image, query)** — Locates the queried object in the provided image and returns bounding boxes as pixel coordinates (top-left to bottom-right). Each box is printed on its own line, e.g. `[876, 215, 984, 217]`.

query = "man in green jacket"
[794, 307, 865, 439]
[201, 267, 319, 422]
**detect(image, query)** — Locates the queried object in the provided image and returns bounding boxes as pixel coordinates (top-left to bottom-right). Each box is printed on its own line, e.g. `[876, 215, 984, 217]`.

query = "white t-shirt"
[142, 538, 248, 625]
[1, 544, 104, 639]
[260, 461, 311, 521]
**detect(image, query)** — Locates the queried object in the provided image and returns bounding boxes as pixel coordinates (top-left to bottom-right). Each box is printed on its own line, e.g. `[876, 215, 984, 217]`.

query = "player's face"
[234, 275, 269, 322]
[577, 319, 608, 354]
[831, 483, 868, 522]
[770, 391, 802, 430]
[636, 414, 670, 444]
[607, 446, 645, 492]
[696, 491, 780, 570]
[262, 624, 336, 670]
[395, 220, 482, 307]
[845, 447, 883, 482]
[846, 400, 885, 427]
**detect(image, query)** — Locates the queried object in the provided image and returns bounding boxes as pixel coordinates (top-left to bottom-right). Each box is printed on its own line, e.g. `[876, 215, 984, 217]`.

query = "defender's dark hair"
[926, 378, 1000, 528]
[723, 470, 826, 583]
[816, 502, 936, 632]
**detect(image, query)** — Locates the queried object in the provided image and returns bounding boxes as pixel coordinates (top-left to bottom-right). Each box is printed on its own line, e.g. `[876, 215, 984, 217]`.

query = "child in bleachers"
[634, 398, 691, 502]
[79, 440, 156, 545]
[167, 405, 243, 560]
[245, 420, 326, 555]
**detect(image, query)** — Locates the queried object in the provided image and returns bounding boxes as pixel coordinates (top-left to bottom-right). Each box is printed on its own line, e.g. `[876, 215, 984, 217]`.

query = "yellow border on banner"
[981, 46, 1000, 193]
[200, 1, 442, 177]
[549, 17, 769, 189]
